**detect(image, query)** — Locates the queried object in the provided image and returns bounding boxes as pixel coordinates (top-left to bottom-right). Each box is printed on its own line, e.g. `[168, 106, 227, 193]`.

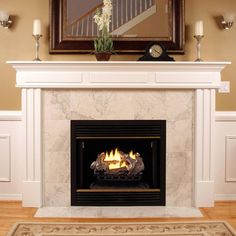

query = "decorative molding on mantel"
[7, 61, 230, 89]
[7, 61, 230, 208]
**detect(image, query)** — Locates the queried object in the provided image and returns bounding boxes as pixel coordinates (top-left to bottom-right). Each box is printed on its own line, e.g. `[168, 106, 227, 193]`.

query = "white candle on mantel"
[33, 19, 41, 35]
[195, 21, 204, 36]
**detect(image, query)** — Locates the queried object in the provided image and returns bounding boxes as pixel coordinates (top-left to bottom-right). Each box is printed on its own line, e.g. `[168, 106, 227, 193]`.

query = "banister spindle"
[121, 0, 123, 25]
[144, 0, 147, 10]
[134, 0, 137, 16]
[81, 18, 84, 36]
[76, 22, 79, 36]
[126, 0, 128, 22]
[116, 0, 119, 29]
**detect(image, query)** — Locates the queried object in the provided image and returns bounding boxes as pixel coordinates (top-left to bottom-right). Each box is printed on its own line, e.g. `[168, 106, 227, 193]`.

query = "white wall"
[0, 111, 22, 200]
[214, 112, 236, 200]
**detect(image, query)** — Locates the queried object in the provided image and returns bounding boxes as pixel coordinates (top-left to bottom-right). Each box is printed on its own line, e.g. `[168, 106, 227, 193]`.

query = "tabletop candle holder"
[194, 35, 204, 62]
[32, 34, 42, 61]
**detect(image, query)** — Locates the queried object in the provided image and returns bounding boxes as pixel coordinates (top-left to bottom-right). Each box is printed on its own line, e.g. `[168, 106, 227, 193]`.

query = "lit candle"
[195, 21, 204, 36]
[33, 19, 41, 35]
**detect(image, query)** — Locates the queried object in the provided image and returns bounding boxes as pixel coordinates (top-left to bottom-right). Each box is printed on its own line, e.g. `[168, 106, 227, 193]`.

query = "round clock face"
[149, 44, 163, 58]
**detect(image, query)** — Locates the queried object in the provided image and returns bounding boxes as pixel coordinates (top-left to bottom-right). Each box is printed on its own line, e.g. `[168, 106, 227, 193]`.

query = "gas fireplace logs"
[90, 148, 145, 181]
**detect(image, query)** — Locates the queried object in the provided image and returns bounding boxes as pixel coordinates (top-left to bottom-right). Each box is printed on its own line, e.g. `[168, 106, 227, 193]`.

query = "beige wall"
[0, 0, 236, 110]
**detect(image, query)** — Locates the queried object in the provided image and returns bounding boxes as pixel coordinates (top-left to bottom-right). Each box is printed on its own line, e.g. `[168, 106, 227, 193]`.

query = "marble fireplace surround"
[44, 89, 192, 208]
[8, 61, 229, 212]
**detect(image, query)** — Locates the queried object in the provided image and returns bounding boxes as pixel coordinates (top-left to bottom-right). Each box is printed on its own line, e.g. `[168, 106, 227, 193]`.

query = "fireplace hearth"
[71, 120, 166, 206]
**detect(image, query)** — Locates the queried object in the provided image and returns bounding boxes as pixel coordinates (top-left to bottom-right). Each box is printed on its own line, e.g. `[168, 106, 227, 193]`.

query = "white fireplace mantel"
[7, 61, 230, 208]
[8, 61, 229, 89]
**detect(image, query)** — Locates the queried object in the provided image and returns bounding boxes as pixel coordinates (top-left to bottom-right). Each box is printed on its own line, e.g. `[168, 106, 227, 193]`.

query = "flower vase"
[95, 52, 111, 61]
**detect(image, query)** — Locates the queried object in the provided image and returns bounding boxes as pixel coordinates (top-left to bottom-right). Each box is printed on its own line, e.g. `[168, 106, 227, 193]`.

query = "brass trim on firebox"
[77, 189, 161, 193]
[76, 136, 161, 139]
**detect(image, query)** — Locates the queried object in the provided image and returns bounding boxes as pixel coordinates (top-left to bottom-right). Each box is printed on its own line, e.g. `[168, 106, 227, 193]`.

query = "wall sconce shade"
[221, 13, 235, 29]
[0, 10, 12, 28]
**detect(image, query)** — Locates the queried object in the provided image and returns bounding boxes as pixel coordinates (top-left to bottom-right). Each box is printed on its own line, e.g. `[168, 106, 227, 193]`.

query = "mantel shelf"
[7, 61, 230, 89]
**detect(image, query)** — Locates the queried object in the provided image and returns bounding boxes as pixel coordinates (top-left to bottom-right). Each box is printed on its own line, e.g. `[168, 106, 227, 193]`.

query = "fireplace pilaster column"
[21, 88, 42, 207]
[194, 89, 215, 207]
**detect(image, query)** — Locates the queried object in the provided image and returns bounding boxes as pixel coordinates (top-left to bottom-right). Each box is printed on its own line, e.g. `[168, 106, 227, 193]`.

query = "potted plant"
[93, 0, 113, 61]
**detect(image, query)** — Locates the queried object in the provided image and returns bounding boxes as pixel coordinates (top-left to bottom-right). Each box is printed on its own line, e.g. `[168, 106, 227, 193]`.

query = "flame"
[129, 150, 136, 160]
[104, 148, 137, 170]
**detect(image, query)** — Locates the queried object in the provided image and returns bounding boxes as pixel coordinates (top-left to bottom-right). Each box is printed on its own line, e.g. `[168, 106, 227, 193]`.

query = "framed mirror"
[50, 0, 185, 54]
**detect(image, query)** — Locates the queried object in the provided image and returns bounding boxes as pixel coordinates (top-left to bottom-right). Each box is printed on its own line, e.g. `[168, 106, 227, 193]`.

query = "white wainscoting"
[0, 111, 22, 200]
[0, 110, 235, 202]
[215, 112, 236, 201]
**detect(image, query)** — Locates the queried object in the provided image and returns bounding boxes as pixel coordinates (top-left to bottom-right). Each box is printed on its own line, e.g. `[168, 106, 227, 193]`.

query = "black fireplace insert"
[71, 120, 166, 206]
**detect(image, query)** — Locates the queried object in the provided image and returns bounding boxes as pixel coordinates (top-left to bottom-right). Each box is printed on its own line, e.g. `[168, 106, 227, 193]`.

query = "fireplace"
[71, 120, 166, 206]
[8, 61, 229, 210]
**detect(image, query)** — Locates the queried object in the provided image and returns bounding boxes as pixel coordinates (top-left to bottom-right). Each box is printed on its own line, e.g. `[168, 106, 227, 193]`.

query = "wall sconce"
[221, 13, 235, 29]
[0, 10, 13, 29]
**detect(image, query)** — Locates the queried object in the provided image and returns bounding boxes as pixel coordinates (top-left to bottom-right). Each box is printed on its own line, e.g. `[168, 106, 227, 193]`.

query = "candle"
[195, 21, 204, 36]
[33, 19, 41, 35]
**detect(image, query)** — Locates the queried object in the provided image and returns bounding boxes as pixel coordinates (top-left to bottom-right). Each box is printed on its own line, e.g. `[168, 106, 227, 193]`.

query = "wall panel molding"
[0, 112, 22, 200]
[0, 135, 11, 182]
[225, 135, 236, 182]
[214, 111, 236, 200]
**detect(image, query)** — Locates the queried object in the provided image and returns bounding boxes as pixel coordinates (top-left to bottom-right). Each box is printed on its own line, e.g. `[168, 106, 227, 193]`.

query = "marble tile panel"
[44, 152, 70, 184]
[166, 151, 193, 206]
[43, 90, 71, 121]
[165, 90, 193, 121]
[43, 120, 70, 153]
[70, 89, 135, 120]
[167, 119, 193, 152]
[44, 183, 70, 207]
[132, 90, 167, 120]
[166, 152, 193, 184]
[166, 182, 192, 207]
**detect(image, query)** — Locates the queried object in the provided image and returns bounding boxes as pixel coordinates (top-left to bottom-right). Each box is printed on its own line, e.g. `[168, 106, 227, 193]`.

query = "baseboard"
[0, 194, 22, 200]
[0, 111, 22, 121]
[215, 194, 236, 201]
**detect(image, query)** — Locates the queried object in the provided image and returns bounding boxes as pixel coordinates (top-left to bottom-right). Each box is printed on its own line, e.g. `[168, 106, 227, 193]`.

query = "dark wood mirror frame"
[50, 0, 185, 54]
